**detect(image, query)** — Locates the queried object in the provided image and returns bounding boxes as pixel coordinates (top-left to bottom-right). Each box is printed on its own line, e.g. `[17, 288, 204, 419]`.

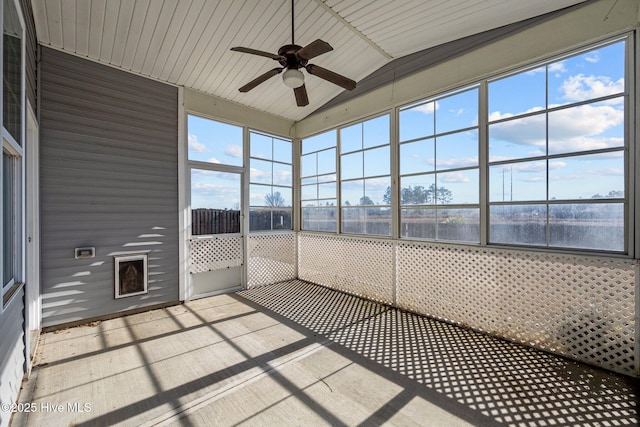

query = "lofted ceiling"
[30, 0, 586, 121]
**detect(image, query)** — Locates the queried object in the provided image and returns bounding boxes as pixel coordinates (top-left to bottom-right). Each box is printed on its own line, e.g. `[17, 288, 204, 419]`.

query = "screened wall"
[295, 33, 637, 377]
[185, 112, 296, 298]
[301, 36, 629, 254]
[177, 1, 639, 377]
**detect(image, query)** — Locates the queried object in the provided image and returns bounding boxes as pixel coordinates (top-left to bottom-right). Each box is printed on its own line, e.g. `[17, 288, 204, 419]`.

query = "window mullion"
[479, 81, 489, 246]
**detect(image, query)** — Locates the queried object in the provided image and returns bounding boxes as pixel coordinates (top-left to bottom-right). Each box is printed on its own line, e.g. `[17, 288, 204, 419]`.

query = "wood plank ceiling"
[31, 0, 586, 121]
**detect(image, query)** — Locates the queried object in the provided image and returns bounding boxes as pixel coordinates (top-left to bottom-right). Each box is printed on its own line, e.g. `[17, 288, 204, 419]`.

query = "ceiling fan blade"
[306, 64, 356, 91]
[231, 46, 282, 60]
[294, 85, 309, 106]
[297, 39, 333, 61]
[238, 68, 283, 92]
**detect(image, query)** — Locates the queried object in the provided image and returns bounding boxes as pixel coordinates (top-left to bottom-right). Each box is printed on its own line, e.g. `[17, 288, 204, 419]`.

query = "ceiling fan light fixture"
[282, 68, 304, 88]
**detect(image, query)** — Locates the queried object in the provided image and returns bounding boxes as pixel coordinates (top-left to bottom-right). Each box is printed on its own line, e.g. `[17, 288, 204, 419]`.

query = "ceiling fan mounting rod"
[291, 0, 295, 44]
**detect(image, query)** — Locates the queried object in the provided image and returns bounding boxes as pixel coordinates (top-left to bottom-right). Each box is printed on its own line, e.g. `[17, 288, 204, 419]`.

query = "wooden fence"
[192, 208, 240, 235]
[192, 208, 291, 234]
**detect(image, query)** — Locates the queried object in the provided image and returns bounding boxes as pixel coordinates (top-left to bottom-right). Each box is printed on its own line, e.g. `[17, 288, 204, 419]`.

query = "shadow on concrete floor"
[13, 279, 639, 427]
[238, 280, 640, 426]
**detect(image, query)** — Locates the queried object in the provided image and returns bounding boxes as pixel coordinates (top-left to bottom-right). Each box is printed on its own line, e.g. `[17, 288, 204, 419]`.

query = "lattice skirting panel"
[298, 234, 394, 304]
[247, 232, 296, 288]
[396, 242, 637, 376]
[297, 232, 638, 376]
[189, 236, 243, 274]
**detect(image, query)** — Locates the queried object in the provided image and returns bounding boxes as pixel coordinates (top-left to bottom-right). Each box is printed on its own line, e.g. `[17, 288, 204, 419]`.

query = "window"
[301, 130, 337, 232]
[1, 0, 23, 309]
[398, 87, 480, 242]
[298, 36, 629, 255]
[190, 169, 241, 235]
[340, 115, 391, 236]
[188, 115, 242, 167]
[249, 131, 292, 231]
[3, 0, 21, 145]
[487, 39, 626, 251]
[188, 115, 242, 236]
[2, 151, 16, 292]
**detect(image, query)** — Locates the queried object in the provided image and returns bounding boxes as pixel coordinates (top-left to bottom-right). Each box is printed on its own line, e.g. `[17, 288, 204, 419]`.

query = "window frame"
[338, 113, 392, 237]
[485, 36, 630, 253]
[299, 33, 633, 257]
[186, 113, 245, 238]
[248, 129, 293, 232]
[300, 129, 338, 233]
[398, 85, 481, 243]
[1, 0, 25, 311]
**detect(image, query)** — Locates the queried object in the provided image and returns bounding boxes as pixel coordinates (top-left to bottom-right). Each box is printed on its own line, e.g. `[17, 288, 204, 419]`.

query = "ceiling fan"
[230, 0, 356, 107]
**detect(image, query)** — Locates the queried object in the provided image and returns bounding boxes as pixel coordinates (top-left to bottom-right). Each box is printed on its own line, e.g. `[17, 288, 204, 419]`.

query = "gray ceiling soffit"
[312, 1, 592, 117]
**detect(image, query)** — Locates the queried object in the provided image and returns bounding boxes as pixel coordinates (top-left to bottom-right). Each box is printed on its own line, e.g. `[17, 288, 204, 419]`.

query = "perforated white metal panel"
[298, 234, 394, 304]
[247, 233, 296, 288]
[396, 242, 637, 376]
[189, 236, 243, 274]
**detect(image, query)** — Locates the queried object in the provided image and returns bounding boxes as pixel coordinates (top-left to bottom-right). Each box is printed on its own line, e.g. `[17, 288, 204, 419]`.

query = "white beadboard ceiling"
[30, 0, 586, 121]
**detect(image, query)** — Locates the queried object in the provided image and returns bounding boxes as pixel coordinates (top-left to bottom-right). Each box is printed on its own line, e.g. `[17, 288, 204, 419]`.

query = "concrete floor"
[12, 280, 639, 427]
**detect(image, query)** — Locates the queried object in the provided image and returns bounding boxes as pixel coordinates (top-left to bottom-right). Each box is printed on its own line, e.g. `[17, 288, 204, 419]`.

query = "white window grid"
[299, 34, 632, 256]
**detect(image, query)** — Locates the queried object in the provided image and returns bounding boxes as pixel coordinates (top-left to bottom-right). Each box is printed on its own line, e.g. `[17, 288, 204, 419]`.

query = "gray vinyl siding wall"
[20, 0, 36, 109]
[40, 48, 179, 327]
[0, 288, 24, 427]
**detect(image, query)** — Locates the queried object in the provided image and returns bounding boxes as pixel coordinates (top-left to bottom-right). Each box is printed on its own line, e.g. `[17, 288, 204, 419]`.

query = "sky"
[190, 38, 626, 212]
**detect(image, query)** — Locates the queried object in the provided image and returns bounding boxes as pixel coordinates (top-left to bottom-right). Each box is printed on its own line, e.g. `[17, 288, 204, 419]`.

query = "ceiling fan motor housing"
[278, 44, 307, 69]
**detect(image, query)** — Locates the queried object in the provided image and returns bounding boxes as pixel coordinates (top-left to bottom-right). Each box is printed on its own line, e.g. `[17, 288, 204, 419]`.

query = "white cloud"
[585, 52, 599, 63]
[421, 156, 435, 167]
[274, 169, 292, 186]
[489, 110, 546, 148]
[249, 168, 269, 181]
[365, 177, 390, 188]
[489, 103, 623, 154]
[193, 182, 222, 192]
[525, 65, 548, 75]
[559, 74, 624, 102]
[550, 166, 623, 183]
[436, 157, 477, 169]
[488, 106, 544, 122]
[207, 157, 221, 164]
[412, 101, 439, 115]
[188, 134, 207, 153]
[548, 160, 567, 171]
[192, 182, 239, 198]
[225, 144, 243, 158]
[494, 161, 564, 184]
[509, 161, 547, 173]
[439, 171, 470, 183]
[548, 62, 567, 76]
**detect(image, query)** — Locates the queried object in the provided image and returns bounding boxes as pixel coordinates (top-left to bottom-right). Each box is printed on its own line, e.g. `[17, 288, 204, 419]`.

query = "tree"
[592, 190, 623, 199]
[408, 185, 431, 204]
[384, 183, 453, 204]
[360, 195, 375, 205]
[265, 191, 285, 207]
[435, 184, 453, 204]
[383, 187, 392, 204]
